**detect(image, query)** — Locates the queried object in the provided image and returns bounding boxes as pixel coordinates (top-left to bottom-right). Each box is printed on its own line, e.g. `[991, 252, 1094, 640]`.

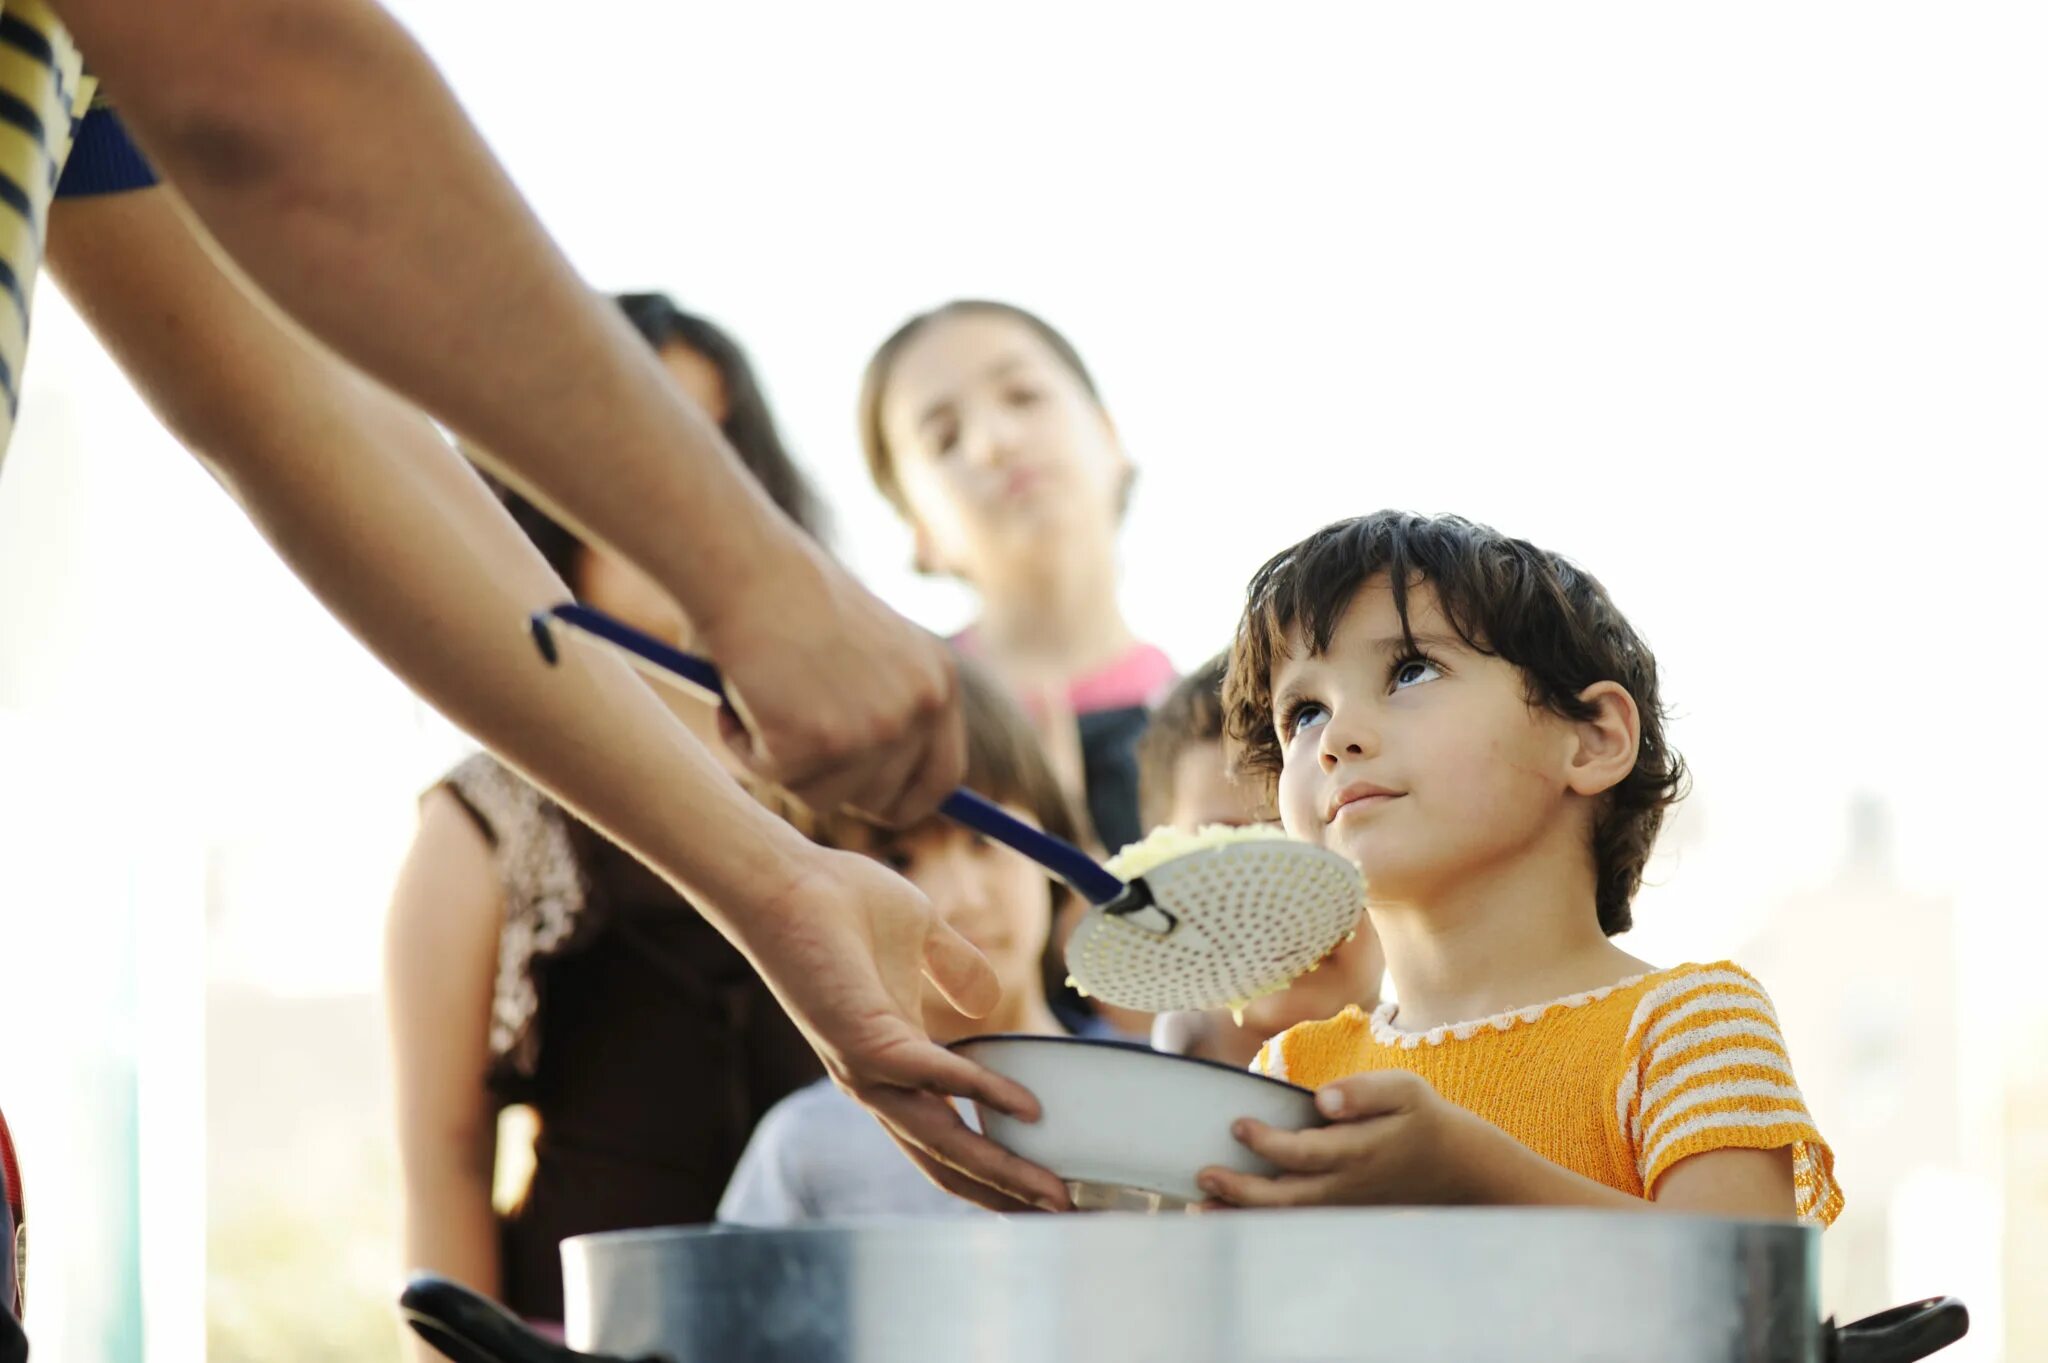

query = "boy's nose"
[1318, 715, 1379, 769]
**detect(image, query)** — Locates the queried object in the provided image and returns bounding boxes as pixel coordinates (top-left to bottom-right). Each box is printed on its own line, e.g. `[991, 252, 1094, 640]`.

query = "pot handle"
[1828, 1296, 1969, 1363]
[400, 1276, 670, 1363]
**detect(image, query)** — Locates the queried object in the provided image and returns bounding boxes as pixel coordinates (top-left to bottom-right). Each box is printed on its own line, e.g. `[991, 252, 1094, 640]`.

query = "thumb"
[923, 918, 1002, 1019]
[1316, 1070, 1427, 1121]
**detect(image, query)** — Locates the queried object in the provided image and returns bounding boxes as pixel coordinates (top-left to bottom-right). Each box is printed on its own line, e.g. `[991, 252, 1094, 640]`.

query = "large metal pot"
[402, 1210, 1966, 1363]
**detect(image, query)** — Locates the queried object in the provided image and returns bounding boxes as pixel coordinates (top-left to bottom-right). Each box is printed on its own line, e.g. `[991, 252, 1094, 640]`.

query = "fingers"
[755, 741, 892, 821]
[878, 1125, 1040, 1215]
[894, 678, 967, 826]
[872, 1034, 1041, 1123]
[1195, 1164, 1331, 1209]
[922, 918, 1002, 1020]
[722, 630, 961, 826]
[833, 725, 933, 827]
[863, 1085, 1071, 1212]
[1316, 1070, 1427, 1121]
[1231, 1118, 1347, 1174]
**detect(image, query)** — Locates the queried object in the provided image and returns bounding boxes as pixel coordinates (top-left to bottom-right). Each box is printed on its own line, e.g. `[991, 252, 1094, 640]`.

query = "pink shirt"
[952, 631, 1177, 715]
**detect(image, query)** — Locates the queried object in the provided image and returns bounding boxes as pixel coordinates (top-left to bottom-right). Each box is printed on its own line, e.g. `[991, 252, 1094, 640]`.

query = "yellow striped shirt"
[1255, 961, 1843, 1225]
[0, 0, 95, 460]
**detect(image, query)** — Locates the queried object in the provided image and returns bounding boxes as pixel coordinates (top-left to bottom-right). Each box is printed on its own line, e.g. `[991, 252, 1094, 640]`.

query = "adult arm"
[42, 187, 1068, 1211]
[47, 0, 964, 822]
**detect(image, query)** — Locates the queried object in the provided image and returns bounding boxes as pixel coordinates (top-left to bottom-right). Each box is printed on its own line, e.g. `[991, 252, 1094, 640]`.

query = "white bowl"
[950, 1035, 1324, 1210]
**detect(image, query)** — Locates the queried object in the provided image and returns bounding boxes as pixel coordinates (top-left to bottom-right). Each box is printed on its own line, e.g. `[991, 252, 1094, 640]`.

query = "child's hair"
[856, 300, 1130, 519]
[1136, 651, 1231, 831]
[1224, 511, 1688, 936]
[817, 657, 1084, 884]
[484, 292, 826, 585]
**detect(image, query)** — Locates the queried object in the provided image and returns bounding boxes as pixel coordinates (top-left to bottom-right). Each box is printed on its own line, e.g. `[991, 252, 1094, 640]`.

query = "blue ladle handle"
[528, 603, 1129, 907]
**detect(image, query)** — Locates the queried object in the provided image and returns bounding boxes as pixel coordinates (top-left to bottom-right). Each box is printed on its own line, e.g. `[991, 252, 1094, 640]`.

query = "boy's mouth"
[1326, 782, 1403, 823]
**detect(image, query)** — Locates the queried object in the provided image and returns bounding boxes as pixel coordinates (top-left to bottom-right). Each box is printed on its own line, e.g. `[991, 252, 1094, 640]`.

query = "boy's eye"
[1283, 701, 1330, 739]
[1391, 658, 1442, 691]
[881, 847, 915, 874]
[1003, 385, 1043, 409]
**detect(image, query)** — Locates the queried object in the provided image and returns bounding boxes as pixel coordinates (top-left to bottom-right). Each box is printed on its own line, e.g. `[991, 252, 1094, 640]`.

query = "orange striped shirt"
[1255, 961, 1842, 1225]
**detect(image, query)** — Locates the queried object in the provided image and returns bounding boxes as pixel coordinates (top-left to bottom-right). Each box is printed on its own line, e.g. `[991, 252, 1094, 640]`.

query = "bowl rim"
[947, 1031, 1316, 1099]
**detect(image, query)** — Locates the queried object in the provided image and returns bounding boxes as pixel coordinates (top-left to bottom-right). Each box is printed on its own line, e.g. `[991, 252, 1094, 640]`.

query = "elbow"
[117, 2, 391, 197]
[152, 105, 294, 196]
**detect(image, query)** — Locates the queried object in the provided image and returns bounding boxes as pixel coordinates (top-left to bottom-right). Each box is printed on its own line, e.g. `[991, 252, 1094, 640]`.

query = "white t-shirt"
[717, 1081, 989, 1226]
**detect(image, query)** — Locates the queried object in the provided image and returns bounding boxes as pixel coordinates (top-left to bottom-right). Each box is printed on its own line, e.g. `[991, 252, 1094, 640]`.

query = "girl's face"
[574, 343, 731, 647]
[853, 807, 1059, 1039]
[877, 311, 1131, 583]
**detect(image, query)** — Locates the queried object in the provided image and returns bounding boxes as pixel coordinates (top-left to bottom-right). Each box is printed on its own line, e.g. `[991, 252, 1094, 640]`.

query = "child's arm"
[1474, 1135, 1795, 1217]
[385, 790, 507, 1358]
[1200, 1072, 1798, 1218]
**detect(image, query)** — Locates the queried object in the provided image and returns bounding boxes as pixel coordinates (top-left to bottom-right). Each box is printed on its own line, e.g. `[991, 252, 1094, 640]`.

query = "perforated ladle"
[528, 602, 1362, 1014]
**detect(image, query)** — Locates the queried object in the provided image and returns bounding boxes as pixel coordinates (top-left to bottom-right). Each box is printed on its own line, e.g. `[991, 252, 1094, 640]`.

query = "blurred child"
[1207, 512, 1840, 1226]
[859, 301, 1173, 1037]
[718, 665, 1085, 1223]
[1138, 654, 1385, 1068]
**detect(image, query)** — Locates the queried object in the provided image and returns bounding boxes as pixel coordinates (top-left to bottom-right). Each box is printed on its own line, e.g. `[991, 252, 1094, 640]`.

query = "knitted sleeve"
[1616, 963, 1842, 1226]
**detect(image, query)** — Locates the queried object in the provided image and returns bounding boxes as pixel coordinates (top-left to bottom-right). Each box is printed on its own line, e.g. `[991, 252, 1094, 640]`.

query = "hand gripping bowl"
[950, 1033, 1323, 1211]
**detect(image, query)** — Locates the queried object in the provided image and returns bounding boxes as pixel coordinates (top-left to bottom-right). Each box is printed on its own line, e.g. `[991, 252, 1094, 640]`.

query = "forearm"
[43, 189, 821, 928]
[400, 1159, 502, 1360]
[1467, 1140, 1653, 1212]
[50, 0, 801, 634]
[400, 1160, 500, 1295]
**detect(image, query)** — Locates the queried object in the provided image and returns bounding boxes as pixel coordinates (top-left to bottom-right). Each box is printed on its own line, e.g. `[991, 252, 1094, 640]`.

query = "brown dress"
[439, 755, 823, 1323]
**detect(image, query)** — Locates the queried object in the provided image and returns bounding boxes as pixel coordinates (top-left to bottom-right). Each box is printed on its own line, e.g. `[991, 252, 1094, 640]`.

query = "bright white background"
[1, 3, 2043, 1358]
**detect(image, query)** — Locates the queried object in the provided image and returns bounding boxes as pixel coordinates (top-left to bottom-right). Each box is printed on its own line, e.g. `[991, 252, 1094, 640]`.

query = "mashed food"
[1104, 823, 1293, 880]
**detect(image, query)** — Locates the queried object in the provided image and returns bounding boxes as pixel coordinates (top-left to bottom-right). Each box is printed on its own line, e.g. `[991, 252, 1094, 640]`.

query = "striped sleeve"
[1615, 964, 1842, 1226]
[1251, 1035, 1288, 1082]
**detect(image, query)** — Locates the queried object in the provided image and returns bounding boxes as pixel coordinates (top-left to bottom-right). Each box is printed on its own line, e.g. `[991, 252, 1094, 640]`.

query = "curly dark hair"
[1224, 511, 1688, 936]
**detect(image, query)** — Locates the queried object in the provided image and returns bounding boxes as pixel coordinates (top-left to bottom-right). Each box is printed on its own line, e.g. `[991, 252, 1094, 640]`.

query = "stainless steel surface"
[562, 1209, 1822, 1362]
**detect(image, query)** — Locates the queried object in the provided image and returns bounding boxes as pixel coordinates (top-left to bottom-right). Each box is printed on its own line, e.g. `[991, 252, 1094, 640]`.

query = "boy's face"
[852, 807, 1056, 1029]
[1166, 740, 1267, 831]
[1268, 578, 1583, 905]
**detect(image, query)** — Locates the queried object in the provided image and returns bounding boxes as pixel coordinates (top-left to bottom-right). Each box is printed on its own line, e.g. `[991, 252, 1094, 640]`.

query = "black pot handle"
[1828, 1296, 1969, 1363]
[400, 1276, 671, 1363]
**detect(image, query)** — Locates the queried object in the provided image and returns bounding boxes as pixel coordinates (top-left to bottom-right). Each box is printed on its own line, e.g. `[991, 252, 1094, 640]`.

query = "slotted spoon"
[527, 602, 1362, 1013]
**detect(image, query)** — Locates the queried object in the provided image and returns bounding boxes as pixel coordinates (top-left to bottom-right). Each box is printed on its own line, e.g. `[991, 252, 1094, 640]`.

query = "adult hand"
[738, 846, 1073, 1212]
[695, 541, 967, 827]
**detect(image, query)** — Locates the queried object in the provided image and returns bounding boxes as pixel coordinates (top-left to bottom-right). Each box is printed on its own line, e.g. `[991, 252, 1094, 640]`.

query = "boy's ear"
[1565, 681, 1641, 798]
